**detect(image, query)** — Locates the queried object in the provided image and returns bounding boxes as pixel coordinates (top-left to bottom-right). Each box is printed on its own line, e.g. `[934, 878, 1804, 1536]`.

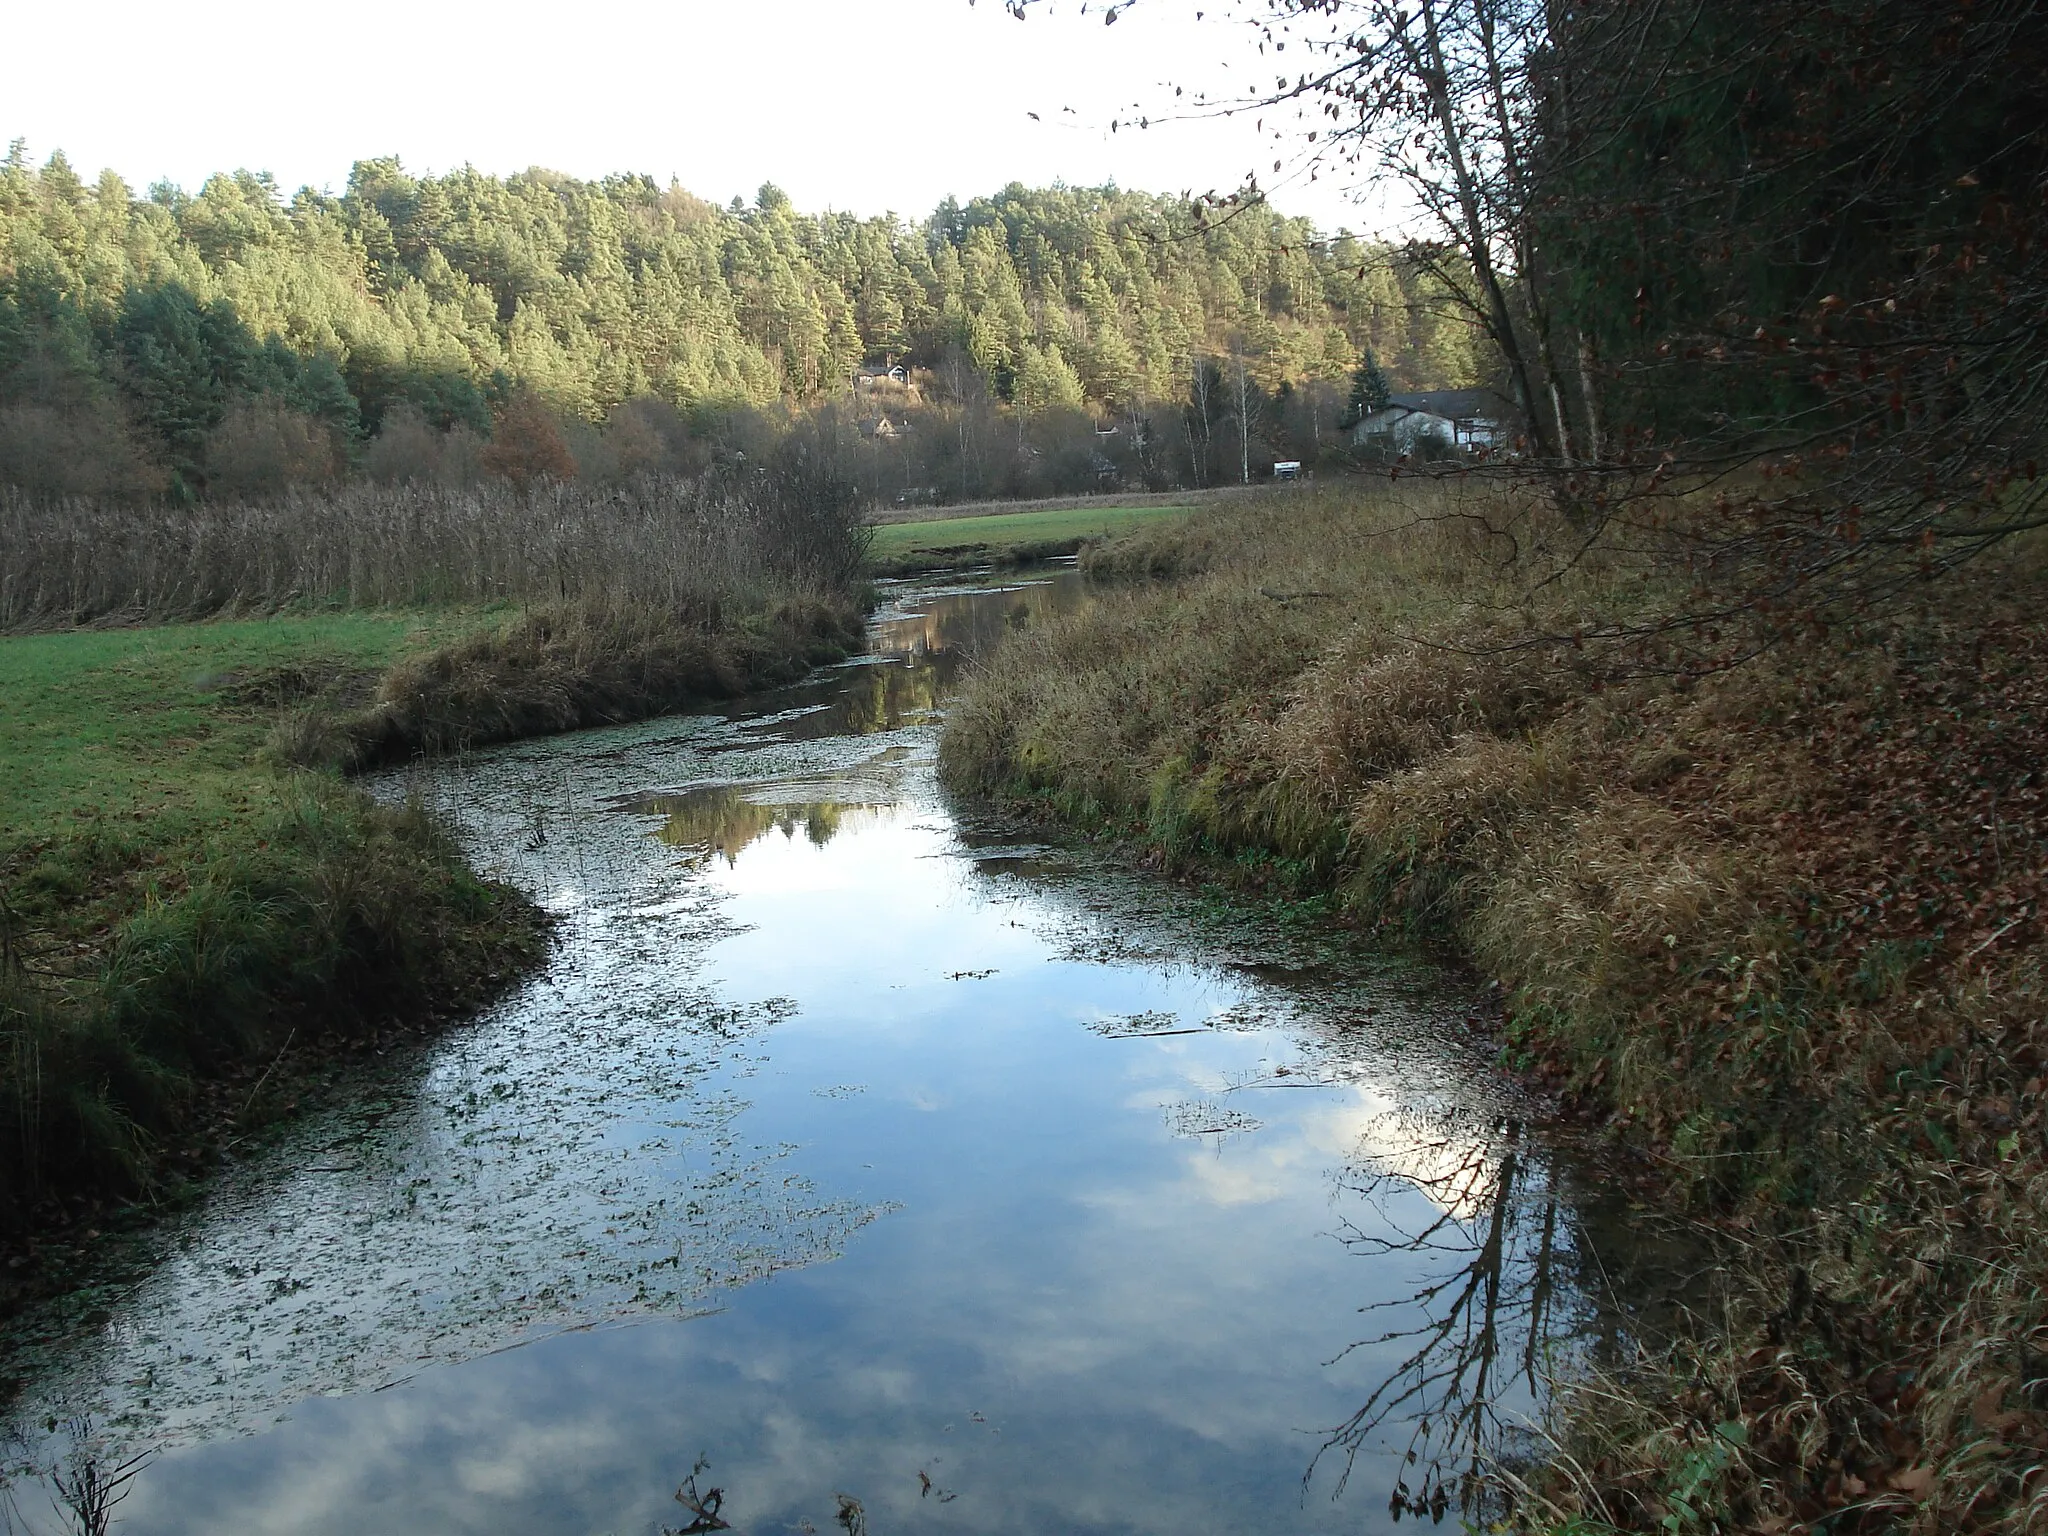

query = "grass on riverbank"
[3, 588, 862, 1260]
[0, 466, 872, 1252]
[0, 612, 550, 1246]
[868, 501, 1196, 574]
[940, 481, 2048, 1533]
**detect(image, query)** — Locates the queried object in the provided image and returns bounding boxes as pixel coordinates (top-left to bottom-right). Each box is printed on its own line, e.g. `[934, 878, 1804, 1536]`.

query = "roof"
[1386, 389, 1512, 421]
[1358, 403, 1455, 426]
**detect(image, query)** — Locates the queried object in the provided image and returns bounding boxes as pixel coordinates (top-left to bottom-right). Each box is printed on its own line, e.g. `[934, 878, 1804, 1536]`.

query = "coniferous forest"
[0, 147, 1480, 503]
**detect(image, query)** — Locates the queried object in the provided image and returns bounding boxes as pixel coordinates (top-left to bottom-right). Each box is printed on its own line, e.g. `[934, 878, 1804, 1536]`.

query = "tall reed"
[0, 467, 870, 632]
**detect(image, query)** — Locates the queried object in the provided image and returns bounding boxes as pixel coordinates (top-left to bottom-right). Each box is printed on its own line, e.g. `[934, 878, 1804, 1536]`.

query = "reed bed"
[0, 468, 870, 632]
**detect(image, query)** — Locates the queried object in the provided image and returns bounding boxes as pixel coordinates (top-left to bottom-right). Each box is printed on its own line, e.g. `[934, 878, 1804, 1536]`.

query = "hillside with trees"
[0, 147, 1482, 503]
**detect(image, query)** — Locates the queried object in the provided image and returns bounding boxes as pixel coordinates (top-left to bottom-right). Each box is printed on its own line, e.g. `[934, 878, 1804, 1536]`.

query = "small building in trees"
[1350, 390, 1510, 455]
[1351, 403, 1459, 457]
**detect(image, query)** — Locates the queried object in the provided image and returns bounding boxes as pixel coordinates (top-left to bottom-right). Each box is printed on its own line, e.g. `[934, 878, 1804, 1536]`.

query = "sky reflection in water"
[2, 573, 1653, 1536]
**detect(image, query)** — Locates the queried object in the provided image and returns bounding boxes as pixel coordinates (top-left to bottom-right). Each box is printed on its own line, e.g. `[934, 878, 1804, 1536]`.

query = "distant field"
[870, 502, 1196, 561]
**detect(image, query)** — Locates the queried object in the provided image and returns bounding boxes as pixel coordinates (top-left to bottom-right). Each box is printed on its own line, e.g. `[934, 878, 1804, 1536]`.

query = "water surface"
[2, 571, 1673, 1535]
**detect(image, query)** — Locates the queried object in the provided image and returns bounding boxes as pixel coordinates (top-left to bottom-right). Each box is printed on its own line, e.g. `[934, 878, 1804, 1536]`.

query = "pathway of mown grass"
[870, 501, 1194, 567]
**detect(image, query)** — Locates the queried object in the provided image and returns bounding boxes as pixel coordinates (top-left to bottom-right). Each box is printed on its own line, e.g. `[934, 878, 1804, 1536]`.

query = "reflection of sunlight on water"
[1331, 1088, 1509, 1220]
[1170, 1090, 1504, 1217]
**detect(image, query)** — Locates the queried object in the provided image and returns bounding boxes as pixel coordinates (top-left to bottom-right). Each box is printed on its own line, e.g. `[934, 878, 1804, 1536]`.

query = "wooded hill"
[0, 147, 1482, 499]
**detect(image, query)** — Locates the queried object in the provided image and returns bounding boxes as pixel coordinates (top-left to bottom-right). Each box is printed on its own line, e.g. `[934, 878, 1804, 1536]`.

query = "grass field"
[869, 502, 1195, 564]
[2, 610, 477, 839]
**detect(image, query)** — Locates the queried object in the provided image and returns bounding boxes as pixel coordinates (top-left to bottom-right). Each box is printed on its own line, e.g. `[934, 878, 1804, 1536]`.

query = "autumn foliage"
[480, 391, 576, 489]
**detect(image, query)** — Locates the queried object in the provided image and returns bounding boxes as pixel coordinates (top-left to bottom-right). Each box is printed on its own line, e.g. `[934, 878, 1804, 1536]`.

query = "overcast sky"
[6, 0, 1393, 232]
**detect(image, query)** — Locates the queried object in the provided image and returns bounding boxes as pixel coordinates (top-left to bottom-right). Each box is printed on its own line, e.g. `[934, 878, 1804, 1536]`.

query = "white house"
[1351, 403, 1460, 455]
[1350, 389, 1511, 454]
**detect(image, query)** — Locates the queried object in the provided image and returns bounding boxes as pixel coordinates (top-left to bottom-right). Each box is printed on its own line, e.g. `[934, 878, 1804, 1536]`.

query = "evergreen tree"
[1014, 341, 1086, 417]
[1343, 349, 1391, 427]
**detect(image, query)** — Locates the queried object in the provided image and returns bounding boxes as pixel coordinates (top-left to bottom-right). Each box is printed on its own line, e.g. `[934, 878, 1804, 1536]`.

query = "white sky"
[5, 0, 1393, 234]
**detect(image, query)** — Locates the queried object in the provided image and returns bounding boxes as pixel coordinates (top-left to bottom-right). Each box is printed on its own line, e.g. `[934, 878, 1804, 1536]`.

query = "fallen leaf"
[1888, 1464, 1935, 1497]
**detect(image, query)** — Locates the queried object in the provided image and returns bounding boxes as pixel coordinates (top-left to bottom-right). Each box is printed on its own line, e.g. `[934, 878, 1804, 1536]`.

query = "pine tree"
[1343, 349, 1391, 427]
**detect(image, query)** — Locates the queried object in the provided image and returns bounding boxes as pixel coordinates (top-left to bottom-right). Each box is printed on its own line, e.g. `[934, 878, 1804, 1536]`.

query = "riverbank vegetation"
[1, 457, 870, 1256]
[0, 611, 548, 1251]
[965, 0, 2048, 1524]
[942, 481, 2048, 1531]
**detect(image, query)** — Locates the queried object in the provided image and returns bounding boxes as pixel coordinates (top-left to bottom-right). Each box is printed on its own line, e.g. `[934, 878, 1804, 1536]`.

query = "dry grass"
[0, 470, 866, 632]
[940, 477, 2048, 1533]
[277, 594, 864, 770]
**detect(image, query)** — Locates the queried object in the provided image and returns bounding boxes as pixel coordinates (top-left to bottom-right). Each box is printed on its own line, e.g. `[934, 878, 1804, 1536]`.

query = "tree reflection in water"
[1314, 1108, 1623, 1525]
[642, 783, 888, 865]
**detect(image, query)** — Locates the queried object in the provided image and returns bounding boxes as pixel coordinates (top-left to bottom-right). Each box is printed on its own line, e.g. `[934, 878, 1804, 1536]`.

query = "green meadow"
[869, 502, 1196, 565]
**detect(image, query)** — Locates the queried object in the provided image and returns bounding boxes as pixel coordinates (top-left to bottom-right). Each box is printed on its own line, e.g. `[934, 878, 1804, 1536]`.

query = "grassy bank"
[0, 612, 547, 1249]
[940, 483, 2048, 1532]
[867, 485, 1250, 527]
[1, 469, 872, 1258]
[4, 586, 862, 1254]
[868, 501, 1196, 575]
[277, 594, 864, 770]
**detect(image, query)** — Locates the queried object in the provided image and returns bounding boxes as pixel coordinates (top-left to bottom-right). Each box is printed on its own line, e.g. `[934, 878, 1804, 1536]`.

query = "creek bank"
[937, 484, 2048, 1533]
[278, 595, 866, 771]
[0, 786, 547, 1281]
[3, 591, 866, 1271]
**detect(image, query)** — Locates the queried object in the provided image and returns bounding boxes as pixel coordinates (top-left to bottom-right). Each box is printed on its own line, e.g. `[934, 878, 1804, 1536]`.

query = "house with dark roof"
[1350, 389, 1513, 453]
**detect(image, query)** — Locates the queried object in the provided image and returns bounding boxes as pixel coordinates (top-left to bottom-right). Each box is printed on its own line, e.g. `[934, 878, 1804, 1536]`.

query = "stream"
[2, 569, 1683, 1535]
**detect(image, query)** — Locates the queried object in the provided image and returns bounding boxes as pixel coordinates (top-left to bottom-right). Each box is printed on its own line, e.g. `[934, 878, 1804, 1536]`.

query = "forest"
[0, 149, 1480, 504]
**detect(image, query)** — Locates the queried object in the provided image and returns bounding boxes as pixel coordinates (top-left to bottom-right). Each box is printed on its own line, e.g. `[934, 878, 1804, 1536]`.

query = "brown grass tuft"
[276, 596, 863, 771]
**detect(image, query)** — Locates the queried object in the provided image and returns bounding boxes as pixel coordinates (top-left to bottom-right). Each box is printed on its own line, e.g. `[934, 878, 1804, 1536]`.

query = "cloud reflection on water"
[0, 572, 1673, 1536]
